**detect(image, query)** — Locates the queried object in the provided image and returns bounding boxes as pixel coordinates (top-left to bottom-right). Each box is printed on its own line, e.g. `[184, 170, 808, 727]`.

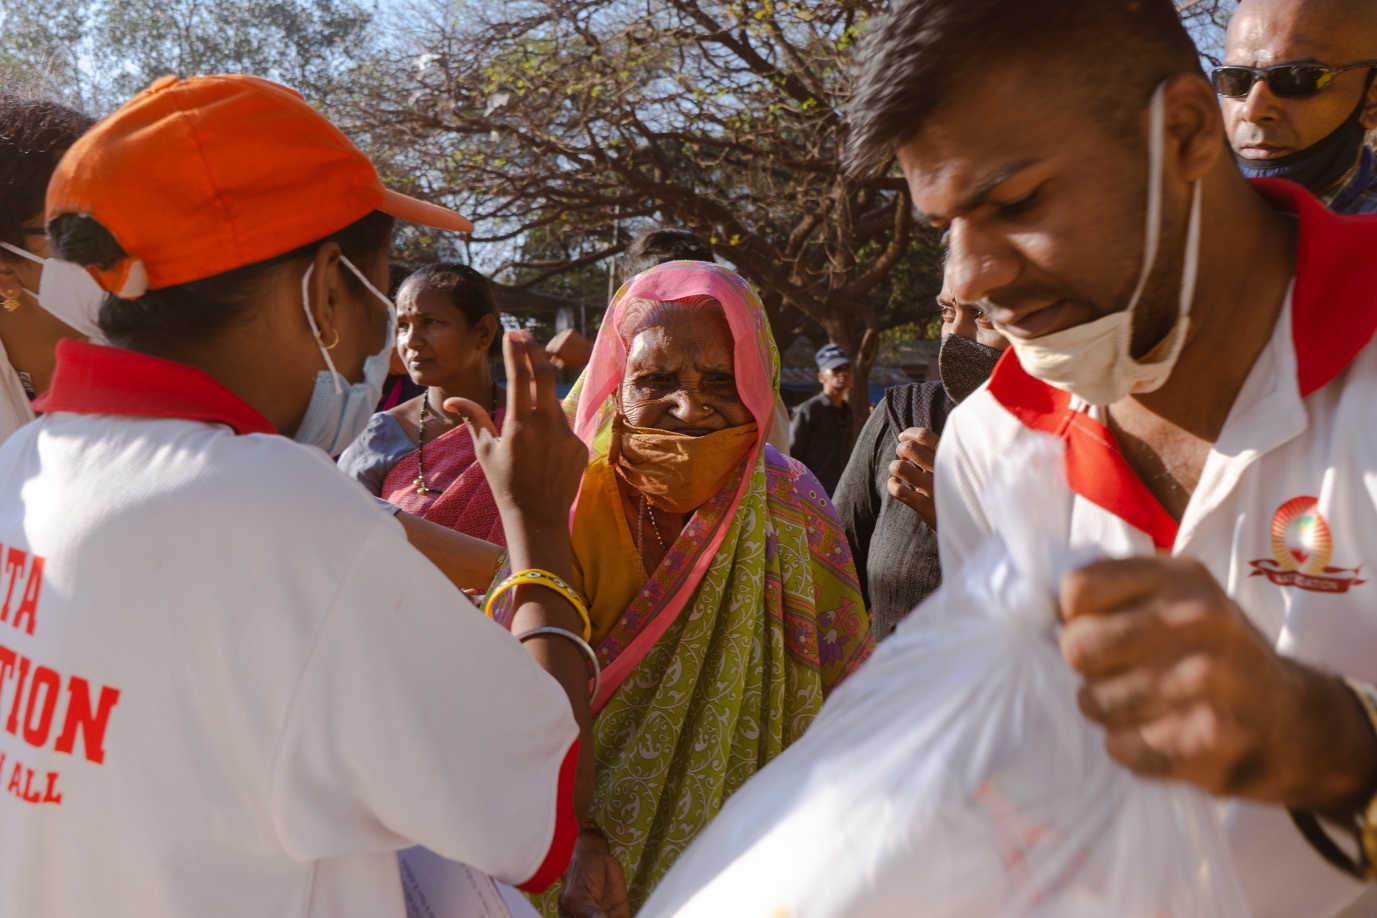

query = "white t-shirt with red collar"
[0, 341, 579, 918]
[935, 180, 1377, 918]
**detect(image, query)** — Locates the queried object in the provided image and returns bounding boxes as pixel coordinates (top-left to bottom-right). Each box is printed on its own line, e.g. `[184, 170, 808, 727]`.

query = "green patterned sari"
[495, 262, 872, 913]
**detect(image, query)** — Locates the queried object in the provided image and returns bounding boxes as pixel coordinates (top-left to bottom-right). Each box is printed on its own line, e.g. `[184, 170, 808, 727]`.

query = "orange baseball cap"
[46, 74, 472, 298]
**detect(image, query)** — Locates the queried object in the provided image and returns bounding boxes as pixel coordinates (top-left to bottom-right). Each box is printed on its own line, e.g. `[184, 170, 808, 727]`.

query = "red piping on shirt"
[985, 178, 1377, 550]
[988, 352, 1179, 550]
[33, 339, 276, 435]
[1251, 178, 1377, 398]
[516, 737, 581, 893]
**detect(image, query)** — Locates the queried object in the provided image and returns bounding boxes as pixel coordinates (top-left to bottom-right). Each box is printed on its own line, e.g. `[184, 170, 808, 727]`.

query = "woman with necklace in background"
[339, 262, 509, 545]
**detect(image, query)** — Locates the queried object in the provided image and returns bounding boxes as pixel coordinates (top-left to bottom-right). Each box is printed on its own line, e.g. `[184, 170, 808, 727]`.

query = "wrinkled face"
[395, 282, 495, 387]
[897, 62, 1187, 350]
[620, 305, 752, 433]
[1223, 2, 1377, 161]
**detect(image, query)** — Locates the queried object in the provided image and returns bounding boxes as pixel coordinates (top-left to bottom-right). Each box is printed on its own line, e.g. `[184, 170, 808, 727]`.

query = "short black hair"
[845, 0, 1203, 177]
[50, 210, 395, 352]
[0, 93, 94, 251]
[622, 226, 715, 279]
[398, 261, 500, 353]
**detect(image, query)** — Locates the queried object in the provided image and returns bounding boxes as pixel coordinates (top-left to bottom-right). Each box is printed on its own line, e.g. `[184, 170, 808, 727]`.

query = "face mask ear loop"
[1124, 83, 1168, 318]
[300, 263, 345, 396]
[0, 241, 46, 265]
[338, 256, 394, 311]
[1178, 179, 1203, 322]
[1, 242, 46, 297]
[339, 255, 398, 358]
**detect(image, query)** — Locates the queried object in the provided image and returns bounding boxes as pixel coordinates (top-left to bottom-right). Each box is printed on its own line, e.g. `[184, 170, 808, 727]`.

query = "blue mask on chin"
[1234, 71, 1376, 196]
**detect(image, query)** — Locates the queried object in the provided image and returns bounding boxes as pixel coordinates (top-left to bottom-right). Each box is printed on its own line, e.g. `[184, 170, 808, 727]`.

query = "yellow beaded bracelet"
[484, 568, 592, 643]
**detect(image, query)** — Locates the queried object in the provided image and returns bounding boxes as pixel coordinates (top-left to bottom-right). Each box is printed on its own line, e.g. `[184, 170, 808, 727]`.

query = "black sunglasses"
[1211, 60, 1377, 98]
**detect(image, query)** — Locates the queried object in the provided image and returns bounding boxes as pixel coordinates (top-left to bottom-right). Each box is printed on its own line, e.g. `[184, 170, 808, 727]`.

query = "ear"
[0, 253, 36, 300]
[0, 256, 22, 287]
[1165, 73, 1226, 184]
[475, 313, 501, 351]
[302, 241, 346, 348]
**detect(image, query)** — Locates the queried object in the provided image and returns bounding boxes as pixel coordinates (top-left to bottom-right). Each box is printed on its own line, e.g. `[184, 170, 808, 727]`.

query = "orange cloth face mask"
[609, 414, 758, 513]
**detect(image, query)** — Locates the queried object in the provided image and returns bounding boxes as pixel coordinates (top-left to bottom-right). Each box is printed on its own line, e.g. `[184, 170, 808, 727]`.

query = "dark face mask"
[1234, 73, 1376, 196]
[939, 333, 1003, 403]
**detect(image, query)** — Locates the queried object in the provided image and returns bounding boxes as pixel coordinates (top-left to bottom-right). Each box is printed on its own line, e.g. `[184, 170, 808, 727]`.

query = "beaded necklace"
[413, 383, 497, 495]
[635, 493, 670, 580]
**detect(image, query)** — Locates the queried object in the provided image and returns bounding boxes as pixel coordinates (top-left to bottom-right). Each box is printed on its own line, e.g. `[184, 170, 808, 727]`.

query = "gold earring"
[2, 289, 20, 313]
[318, 328, 341, 350]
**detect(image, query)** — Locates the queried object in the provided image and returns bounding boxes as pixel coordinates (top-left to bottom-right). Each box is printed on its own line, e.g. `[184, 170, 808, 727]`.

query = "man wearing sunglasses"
[848, 0, 1377, 916]
[1219, 0, 1377, 214]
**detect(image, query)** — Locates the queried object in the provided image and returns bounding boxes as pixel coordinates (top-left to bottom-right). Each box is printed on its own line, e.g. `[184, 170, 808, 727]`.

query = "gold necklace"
[636, 494, 668, 560]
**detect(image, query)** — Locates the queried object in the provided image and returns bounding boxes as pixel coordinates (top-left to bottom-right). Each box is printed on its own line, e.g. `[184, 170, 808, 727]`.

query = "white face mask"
[0, 241, 108, 343]
[293, 257, 395, 456]
[994, 82, 1203, 407]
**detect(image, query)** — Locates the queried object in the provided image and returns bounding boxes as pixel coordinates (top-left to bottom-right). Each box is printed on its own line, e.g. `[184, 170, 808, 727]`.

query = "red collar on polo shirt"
[34, 339, 277, 436]
[986, 177, 1377, 550]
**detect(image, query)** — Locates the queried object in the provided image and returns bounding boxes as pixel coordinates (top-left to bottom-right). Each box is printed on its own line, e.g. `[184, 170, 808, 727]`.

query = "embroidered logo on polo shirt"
[1250, 497, 1365, 594]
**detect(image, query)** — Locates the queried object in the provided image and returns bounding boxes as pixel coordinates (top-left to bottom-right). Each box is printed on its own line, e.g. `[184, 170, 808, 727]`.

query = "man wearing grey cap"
[789, 343, 855, 494]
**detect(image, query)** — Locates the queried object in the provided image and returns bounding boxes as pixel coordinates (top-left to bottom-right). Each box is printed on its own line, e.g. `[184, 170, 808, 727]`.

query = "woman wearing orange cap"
[0, 74, 617, 918]
[0, 92, 100, 445]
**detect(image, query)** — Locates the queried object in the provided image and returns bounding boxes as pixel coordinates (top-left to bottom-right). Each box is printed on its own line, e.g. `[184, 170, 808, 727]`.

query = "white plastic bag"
[639, 434, 1250, 918]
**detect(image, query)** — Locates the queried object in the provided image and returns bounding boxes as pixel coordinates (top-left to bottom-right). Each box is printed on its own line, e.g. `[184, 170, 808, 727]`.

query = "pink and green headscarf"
[527, 261, 871, 913]
[562, 261, 784, 707]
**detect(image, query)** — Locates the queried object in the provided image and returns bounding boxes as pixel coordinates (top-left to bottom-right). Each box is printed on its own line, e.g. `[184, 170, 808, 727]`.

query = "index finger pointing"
[502, 331, 532, 422]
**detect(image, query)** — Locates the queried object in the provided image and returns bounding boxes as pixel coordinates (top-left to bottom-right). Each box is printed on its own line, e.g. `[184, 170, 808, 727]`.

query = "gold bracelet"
[485, 568, 592, 643]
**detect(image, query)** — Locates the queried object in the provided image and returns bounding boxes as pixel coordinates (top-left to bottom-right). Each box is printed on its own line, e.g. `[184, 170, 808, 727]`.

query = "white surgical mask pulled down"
[0, 241, 108, 343]
[293, 257, 394, 456]
[995, 82, 1203, 406]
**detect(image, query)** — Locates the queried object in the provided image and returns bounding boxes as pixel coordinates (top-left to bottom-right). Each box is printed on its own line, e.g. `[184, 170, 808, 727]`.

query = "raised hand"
[446, 330, 588, 548]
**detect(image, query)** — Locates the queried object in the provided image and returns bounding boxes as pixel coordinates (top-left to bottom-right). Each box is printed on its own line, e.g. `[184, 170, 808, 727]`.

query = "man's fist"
[1060, 556, 1377, 813]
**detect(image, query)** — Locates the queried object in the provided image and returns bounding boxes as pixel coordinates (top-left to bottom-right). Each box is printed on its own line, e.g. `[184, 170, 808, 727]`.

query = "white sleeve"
[269, 516, 579, 891]
[935, 400, 999, 572]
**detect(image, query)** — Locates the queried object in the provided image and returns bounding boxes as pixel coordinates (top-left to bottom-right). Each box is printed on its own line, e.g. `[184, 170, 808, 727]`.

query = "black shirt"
[832, 381, 955, 640]
[789, 391, 853, 494]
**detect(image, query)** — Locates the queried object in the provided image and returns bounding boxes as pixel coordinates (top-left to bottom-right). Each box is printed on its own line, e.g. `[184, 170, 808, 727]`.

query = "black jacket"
[788, 391, 853, 495]
[832, 381, 955, 640]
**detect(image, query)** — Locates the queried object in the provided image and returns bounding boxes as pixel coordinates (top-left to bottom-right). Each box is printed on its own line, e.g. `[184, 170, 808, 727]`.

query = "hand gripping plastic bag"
[639, 433, 1250, 918]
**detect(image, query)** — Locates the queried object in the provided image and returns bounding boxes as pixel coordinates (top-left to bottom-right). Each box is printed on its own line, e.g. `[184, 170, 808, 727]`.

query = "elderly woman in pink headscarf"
[492, 261, 873, 915]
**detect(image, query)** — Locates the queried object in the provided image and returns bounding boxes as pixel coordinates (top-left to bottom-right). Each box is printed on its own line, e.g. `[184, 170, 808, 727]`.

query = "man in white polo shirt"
[848, 1, 1377, 916]
[0, 74, 612, 918]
